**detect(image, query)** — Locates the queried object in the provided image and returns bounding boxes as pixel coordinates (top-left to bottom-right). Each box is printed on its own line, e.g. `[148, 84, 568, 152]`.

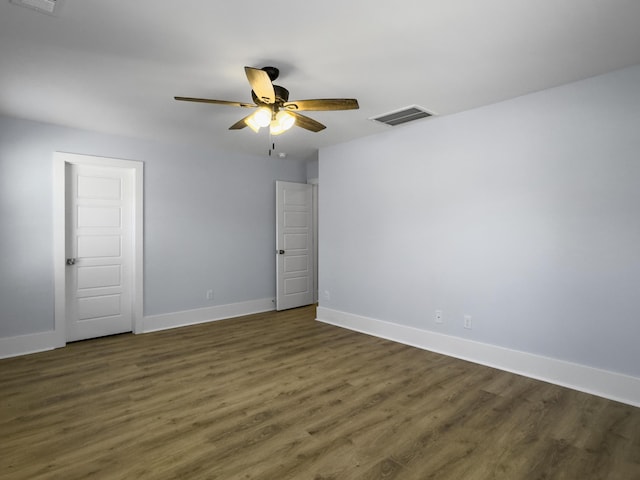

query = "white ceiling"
[1, 0, 640, 160]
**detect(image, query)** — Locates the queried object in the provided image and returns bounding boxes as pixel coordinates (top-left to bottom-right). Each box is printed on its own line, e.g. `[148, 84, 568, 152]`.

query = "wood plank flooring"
[1, 305, 639, 479]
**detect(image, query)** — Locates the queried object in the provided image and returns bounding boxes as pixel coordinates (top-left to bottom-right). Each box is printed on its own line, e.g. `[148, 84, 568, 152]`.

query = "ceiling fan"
[175, 66, 359, 136]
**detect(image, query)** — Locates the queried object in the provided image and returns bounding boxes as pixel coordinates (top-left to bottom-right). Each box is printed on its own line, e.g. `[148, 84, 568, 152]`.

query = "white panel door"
[66, 163, 133, 341]
[276, 181, 314, 311]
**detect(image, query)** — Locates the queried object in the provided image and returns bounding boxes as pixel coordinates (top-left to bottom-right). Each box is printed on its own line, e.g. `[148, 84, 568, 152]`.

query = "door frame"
[308, 178, 319, 304]
[53, 152, 144, 345]
[275, 180, 314, 310]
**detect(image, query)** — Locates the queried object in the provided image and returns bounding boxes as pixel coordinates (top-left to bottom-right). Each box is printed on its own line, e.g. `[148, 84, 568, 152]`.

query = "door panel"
[77, 235, 121, 258]
[78, 295, 121, 320]
[77, 206, 121, 227]
[284, 277, 309, 295]
[77, 175, 121, 199]
[284, 233, 308, 250]
[77, 265, 121, 289]
[66, 164, 133, 341]
[284, 211, 308, 227]
[276, 181, 313, 311]
[284, 255, 308, 273]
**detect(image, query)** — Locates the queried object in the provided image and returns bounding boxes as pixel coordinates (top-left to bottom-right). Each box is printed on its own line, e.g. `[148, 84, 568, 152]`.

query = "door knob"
[66, 258, 77, 265]
[278, 250, 285, 255]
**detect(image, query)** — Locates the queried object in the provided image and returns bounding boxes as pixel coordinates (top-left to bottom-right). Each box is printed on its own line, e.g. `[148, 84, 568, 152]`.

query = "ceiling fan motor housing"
[261, 66, 279, 81]
[251, 85, 290, 105]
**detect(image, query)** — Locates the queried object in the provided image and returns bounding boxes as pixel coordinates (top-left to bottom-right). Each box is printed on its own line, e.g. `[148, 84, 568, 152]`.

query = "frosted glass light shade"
[270, 111, 296, 135]
[253, 107, 272, 127]
[245, 116, 261, 133]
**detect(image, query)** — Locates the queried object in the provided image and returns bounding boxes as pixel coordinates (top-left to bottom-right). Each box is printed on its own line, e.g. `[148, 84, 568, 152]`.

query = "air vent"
[10, 0, 62, 15]
[370, 105, 435, 127]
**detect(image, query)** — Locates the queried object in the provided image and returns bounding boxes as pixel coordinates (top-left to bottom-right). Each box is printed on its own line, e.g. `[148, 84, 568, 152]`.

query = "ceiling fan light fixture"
[269, 121, 285, 136]
[278, 110, 296, 129]
[254, 107, 272, 127]
[244, 106, 272, 132]
[270, 110, 296, 135]
[245, 117, 261, 133]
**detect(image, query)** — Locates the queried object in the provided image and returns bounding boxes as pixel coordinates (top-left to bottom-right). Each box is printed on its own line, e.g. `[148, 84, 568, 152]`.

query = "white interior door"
[65, 163, 133, 341]
[276, 181, 314, 311]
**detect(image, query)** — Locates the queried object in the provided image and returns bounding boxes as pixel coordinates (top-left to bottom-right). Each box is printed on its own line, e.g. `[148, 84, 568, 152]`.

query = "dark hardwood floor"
[1, 305, 639, 479]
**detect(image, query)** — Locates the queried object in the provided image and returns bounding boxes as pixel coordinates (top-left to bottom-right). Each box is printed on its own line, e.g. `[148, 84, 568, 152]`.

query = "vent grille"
[370, 105, 434, 127]
[10, 0, 61, 15]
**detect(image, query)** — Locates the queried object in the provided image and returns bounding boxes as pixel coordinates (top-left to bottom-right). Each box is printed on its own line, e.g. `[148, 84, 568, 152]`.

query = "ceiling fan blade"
[290, 112, 326, 132]
[244, 67, 276, 104]
[229, 114, 253, 130]
[174, 97, 256, 108]
[283, 98, 359, 111]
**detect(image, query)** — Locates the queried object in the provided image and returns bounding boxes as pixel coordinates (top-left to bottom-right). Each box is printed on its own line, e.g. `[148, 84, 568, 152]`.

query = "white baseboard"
[142, 298, 276, 333]
[316, 306, 640, 408]
[0, 330, 65, 360]
[0, 298, 275, 359]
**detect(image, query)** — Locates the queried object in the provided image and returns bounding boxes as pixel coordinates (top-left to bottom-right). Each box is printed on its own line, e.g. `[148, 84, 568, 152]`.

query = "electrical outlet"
[324, 290, 331, 301]
[206, 289, 214, 301]
[435, 310, 443, 324]
[464, 315, 472, 329]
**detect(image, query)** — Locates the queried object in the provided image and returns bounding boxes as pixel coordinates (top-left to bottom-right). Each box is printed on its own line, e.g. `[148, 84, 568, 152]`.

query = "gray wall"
[306, 154, 319, 181]
[0, 116, 306, 337]
[319, 65, 640, 378]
